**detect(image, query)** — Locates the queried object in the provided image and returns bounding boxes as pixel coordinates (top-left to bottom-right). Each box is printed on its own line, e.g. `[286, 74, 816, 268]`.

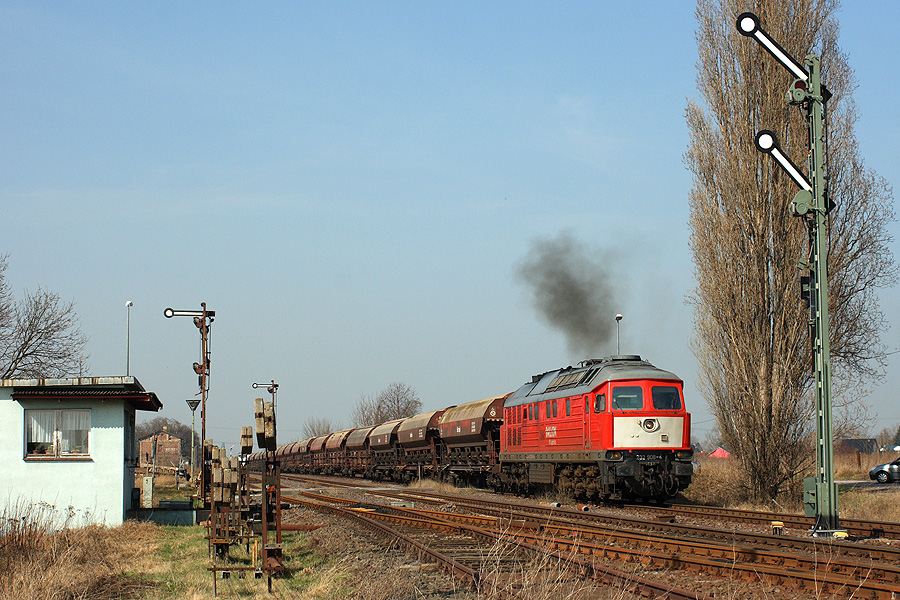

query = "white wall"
[0, 388, 130, 527]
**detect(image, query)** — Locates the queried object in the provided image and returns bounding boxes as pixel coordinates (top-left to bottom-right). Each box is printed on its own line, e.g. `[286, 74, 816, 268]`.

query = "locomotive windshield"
[612, 386, 643, 410]
[651, 386, 682, 410]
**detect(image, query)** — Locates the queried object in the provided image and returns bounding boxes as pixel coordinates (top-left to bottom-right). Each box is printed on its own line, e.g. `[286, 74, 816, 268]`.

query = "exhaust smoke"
[515, 231, 618, 357]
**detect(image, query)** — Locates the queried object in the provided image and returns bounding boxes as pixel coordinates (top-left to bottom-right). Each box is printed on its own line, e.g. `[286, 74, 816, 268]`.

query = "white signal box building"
[0, 376, 162, 527]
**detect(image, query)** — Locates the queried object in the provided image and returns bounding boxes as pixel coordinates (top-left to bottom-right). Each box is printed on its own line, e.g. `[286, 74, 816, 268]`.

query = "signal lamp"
[789, 190, 813, 217]
[787, 79, 809, 105]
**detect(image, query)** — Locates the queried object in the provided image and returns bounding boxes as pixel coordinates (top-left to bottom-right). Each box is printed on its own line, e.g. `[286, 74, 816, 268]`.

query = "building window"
[25, 409, 91, 457]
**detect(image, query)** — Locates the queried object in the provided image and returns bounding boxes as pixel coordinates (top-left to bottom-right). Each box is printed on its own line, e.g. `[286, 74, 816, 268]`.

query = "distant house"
[0, 376, 162, 527]
[839, 438, 878, 454]
[709, 447, 731, 458]
[139, 431, 182, 469]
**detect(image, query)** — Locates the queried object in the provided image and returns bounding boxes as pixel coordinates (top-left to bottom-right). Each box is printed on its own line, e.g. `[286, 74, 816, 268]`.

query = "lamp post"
[615, 314, 623, 355]
[164, 303, 215, 503]
[737, 12, 841, 536]
[125, 301, 133, 376]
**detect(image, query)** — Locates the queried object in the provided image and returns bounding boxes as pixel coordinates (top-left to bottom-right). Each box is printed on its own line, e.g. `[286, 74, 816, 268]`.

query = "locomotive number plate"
[635, 453, 663, 461]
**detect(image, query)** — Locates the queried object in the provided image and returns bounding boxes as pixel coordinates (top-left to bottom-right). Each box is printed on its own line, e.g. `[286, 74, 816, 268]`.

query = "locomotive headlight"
[675, 450, 694, 461]
[641, 418, 660, 433]
[605, 450, 624, 461]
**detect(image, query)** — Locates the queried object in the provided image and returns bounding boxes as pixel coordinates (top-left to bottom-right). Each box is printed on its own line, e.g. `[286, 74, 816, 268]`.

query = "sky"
[2, 2, 898, 452]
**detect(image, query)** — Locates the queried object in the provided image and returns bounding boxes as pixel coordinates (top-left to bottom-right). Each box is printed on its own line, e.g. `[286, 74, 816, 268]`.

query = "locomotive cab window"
[594, 393, 606, 412]
[612, 386, 643, 410]
[651, 386, 682, 410]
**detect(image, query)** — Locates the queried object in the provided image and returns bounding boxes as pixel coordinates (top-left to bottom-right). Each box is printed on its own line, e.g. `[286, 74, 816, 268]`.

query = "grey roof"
[6, 376, 162, 411]
[505, 355, 680, 408]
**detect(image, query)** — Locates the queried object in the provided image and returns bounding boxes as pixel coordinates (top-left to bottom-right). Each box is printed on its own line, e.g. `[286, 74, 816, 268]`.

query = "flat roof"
[3, 376, 162, 412]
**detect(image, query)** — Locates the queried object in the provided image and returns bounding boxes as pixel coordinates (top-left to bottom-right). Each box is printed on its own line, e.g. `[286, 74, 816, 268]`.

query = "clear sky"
[2, 2, 898, 451]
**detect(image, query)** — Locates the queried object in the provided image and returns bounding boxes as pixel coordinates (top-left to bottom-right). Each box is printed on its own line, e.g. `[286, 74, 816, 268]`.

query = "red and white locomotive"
[249, 354, 693, 501]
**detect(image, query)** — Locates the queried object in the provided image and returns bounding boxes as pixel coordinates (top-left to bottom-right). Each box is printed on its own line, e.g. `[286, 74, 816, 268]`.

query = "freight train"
[249, 355, 693, 501]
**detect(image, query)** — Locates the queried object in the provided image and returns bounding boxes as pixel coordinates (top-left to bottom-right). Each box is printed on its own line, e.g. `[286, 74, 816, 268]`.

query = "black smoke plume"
[515, 231, 617, 357]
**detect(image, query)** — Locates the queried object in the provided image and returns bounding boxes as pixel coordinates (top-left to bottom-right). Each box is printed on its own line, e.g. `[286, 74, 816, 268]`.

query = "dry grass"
[839, 487, 900, 522]
[0, 502, 160, 600]
[680, 457, 750, 507]
[407, 478, 471, 495]
[476, 531, 640, 600]
[681, 453, 900, 522]
[833, 450, 894, 480]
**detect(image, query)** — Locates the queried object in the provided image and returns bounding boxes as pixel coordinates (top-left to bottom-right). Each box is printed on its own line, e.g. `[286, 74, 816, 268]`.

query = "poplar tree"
[686, 0, 896, 501]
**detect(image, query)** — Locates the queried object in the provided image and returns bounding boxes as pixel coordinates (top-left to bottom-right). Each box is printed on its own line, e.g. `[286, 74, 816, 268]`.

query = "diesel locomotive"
[250, 354, 693, 501]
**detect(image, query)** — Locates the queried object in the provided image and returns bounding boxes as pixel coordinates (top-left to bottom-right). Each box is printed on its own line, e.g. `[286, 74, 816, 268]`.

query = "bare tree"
[0, 254, 89, 379]
[687, 0, 896, 502]
[874, 427, 896, 451]
[351, 382, 422, 426]
[302, 416, 339, 438]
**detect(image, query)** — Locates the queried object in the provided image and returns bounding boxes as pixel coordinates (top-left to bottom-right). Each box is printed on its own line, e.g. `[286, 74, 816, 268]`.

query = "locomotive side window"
[612, 386, 643, 410]
[546, 402, 551, 419]
[652, 386, 682, 410]
[594, 393, 606, 412]
[529, 404, 533, 420]
[552, 400, 557, 418]
[565, 398, 571, 416]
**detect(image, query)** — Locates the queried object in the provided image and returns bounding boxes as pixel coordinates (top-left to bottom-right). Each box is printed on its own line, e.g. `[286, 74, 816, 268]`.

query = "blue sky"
[2, 2, 898, 449]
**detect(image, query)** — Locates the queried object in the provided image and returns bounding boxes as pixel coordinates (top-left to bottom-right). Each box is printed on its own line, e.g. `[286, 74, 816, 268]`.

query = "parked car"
[869, 457, 900, 483]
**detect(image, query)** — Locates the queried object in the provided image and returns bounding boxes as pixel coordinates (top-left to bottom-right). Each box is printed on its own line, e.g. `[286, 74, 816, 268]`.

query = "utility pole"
[737, 12, 842, 536]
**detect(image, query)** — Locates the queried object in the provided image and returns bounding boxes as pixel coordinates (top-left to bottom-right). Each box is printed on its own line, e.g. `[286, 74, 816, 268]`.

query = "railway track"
[377, 488, 900, 561]
[627, 501, 900, 539]
[277, 477, 900, 599]
[284, 472, 900, 540]
[365, 488, 900, 599]
[284, 489, 714, 600]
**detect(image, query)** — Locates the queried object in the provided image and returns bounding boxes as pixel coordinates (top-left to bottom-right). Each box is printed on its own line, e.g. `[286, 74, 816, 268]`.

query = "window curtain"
[27, 410, 55, 442]
[60, 409, 90, 454]
[26, 410, 56, 454]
